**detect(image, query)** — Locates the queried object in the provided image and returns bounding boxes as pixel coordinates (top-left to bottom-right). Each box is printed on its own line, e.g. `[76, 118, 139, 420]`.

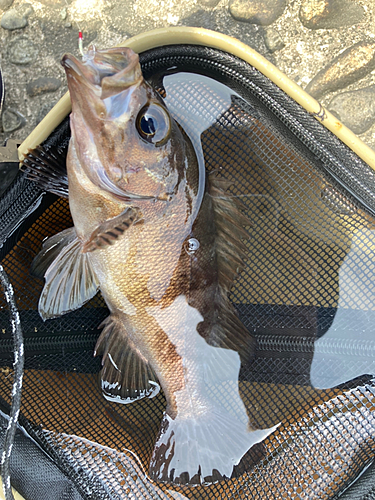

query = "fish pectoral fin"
[202, 293, 256, 363]
[208, 171, 252, 291]
[33, 227, 99, 320]
[95, 315, 160, 404]
[194, 173, 255, 362]
[31, 227, 77, 279]
[82, 207, 143, 252]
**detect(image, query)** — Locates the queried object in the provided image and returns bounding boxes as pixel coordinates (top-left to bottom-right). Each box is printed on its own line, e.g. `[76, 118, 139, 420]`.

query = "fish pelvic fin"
[32, 227, 99, 320]
[149, 406, 278, 485]
[82, 207, 143, 252]
[21, 141, 69, 198]
[95, 315, 160, 404]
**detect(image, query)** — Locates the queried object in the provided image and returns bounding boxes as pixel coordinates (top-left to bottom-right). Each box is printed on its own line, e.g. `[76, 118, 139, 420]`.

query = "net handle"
[0, 265, 24, 500]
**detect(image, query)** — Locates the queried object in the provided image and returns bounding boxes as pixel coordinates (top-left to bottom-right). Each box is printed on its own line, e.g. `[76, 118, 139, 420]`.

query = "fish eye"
[136, 103, 171, 146]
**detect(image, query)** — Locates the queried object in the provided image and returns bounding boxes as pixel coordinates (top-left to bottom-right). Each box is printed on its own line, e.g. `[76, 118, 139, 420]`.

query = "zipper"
[0, 330, 373, 360]
[0, 331, 99, 359]
[256, 334, 375, 358]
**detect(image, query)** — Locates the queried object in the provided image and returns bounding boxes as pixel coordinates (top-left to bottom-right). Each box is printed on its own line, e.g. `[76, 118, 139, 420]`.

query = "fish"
[23, 46, 277, 485]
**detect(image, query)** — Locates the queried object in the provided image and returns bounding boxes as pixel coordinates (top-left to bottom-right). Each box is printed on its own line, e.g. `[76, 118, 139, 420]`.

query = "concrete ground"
[0, 0, 375, 151]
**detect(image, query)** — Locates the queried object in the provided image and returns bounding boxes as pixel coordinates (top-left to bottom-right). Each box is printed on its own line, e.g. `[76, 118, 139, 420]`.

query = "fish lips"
[61, 46, 143, 101]
[98, 169, 173, 204]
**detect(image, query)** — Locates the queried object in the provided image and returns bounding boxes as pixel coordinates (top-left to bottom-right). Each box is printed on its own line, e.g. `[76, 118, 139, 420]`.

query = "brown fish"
[28, 46, 276, 484]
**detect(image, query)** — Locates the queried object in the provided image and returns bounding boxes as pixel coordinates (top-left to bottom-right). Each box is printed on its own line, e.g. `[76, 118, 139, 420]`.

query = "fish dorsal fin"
[33, 227, 99, 320]
[190, 173, 255, 361]
[21, 142, 69, 198]
[208, 174, 251, 291]
[95, 315, 160, 404]
[82, 207, 142, 252]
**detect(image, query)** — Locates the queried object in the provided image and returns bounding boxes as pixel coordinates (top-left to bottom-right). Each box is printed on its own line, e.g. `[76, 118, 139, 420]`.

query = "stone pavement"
[0, 0, 374, 151]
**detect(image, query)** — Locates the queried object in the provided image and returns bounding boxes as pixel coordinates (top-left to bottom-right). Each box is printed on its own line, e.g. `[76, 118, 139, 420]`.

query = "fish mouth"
[98, 169, 169, 202]
[61, 46, 143, 100]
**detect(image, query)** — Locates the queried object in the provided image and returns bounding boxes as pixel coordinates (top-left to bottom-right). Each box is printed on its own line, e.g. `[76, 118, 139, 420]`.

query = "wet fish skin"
[63, 48, 192, 239]
[31, 46, 263, 485]
[61, 46, 200, 409]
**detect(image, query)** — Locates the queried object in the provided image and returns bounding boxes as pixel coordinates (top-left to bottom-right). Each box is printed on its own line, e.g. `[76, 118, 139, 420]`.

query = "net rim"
[17, 27, 375, 172]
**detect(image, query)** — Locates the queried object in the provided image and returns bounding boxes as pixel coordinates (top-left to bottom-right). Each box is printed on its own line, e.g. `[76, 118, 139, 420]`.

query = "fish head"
[61, 46, 196, 204]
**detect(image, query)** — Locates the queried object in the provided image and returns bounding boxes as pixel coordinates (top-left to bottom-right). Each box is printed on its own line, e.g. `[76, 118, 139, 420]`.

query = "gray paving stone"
[229, 0, 287, 26]
[199, 0, 221, 7]
[26, 77, 61, 97]
[7, 35, 38, 65]
[299, 0, 364, 30]
[0, 0, 14, 10]
[305, 40, 375, 99]
[1, 8, 28, 30]
[328, 86, 375, 135]
[2, 107, 25, 132]
[264, 29, 285, 53]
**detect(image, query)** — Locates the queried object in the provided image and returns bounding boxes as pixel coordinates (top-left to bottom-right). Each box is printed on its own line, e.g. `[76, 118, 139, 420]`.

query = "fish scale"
[24, 45, 266, 485]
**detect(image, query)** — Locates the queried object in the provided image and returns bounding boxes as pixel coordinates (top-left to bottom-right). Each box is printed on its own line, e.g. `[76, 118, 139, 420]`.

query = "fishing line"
[78, 31, 84, 56]
[63, 0, 85, 57]
[0, 264, 24, 500]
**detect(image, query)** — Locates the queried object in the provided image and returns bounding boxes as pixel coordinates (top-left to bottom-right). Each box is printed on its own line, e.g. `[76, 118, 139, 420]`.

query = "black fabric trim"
[0, 412, 84, 500]
[139, 45, 375, 217]
[337, 459, 375, 500]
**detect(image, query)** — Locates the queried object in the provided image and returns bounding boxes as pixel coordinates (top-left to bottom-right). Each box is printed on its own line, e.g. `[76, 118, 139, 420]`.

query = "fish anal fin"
[35, 228, 99, 320]
[82, 207, 143, 252]
[95, 315, 160, 404]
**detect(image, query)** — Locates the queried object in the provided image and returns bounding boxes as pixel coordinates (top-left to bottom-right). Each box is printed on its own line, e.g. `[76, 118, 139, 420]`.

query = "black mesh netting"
[0, 45, 375, 499]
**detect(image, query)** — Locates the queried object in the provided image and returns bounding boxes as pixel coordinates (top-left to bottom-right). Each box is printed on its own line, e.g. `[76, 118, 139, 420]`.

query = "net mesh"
[0, 45, 374, 499]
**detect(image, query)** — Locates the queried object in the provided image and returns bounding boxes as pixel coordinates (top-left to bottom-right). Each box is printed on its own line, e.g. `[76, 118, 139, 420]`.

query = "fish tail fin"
[149, 405, 278, 485]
